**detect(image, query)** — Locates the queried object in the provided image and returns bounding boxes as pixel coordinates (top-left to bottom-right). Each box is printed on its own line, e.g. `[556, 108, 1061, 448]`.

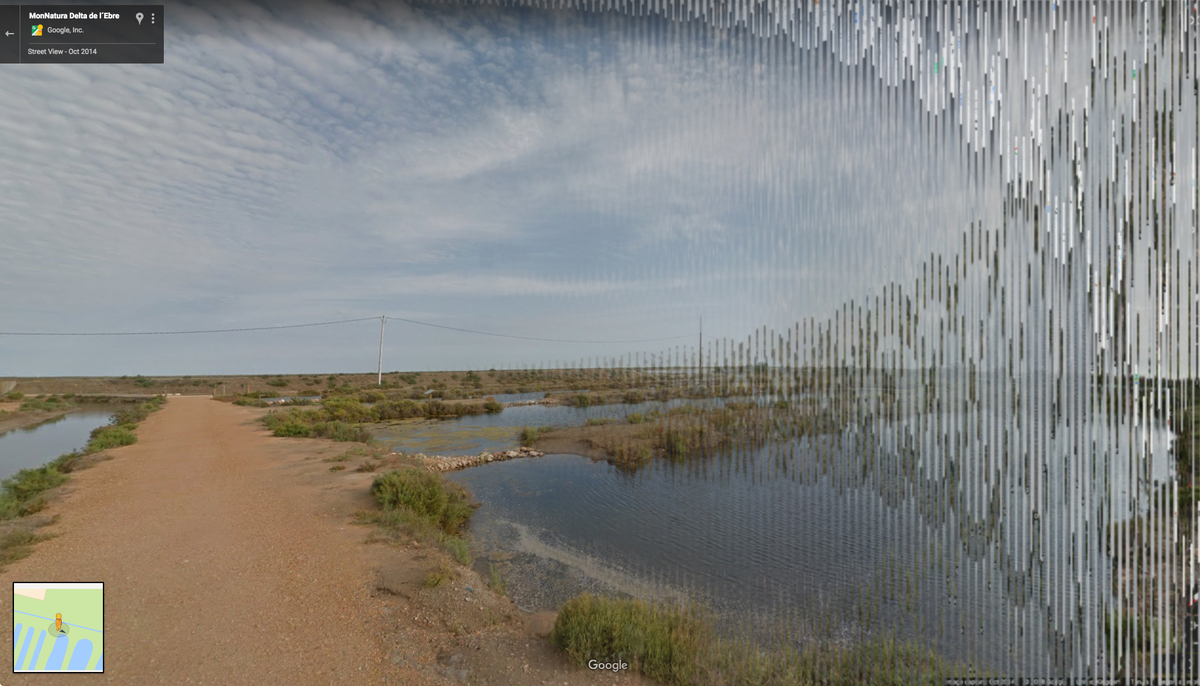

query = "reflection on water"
[366, 0, 1200, 678]
[0, 408, 117, 482]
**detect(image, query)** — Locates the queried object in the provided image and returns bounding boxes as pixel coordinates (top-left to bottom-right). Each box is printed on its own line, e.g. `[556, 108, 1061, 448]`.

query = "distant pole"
[377, 315, 387, 386]
[699, 316, 703, 382]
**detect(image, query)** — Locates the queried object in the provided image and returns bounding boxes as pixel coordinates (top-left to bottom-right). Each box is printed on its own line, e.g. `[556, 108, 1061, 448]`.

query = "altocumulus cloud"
[2, 0, 971, 374]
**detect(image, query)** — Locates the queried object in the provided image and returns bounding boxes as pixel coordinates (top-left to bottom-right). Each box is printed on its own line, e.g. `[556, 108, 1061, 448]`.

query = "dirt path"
[1, 397, 650, 686]
[2, 396, 401, 683]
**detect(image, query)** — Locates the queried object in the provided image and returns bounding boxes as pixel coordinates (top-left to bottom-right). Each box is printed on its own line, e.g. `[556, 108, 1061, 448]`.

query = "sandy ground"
[1, 396, 650, 686]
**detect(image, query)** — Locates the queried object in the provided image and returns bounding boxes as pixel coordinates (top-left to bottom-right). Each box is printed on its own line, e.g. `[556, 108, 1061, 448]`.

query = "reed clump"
[526, 401, 841, 471]
[519, 425, 555, 446]
[552, 594, 959, 686]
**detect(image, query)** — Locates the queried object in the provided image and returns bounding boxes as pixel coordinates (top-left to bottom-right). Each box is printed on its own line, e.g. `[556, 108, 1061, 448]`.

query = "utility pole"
[377, 315, 387, 386]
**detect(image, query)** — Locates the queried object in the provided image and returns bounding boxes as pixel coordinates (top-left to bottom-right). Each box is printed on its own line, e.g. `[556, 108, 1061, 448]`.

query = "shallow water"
[371, 398, 735, 455]
[0, 408, 117, 482]
[405, 398, 1180, 673]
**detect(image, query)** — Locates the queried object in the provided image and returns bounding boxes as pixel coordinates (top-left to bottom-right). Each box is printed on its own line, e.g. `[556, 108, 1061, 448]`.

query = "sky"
[0, 0, 1087, 376]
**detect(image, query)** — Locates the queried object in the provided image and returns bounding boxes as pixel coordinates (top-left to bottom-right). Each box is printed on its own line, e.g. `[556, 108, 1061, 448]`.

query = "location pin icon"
[136, 12, 144, 25]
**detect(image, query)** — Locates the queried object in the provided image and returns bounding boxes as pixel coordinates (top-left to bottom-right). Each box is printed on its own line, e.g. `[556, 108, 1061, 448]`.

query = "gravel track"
[2, 396, 399, 684]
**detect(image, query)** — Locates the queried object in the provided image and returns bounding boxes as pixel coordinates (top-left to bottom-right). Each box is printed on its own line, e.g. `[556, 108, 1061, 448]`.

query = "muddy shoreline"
[0, 409, 73, 437]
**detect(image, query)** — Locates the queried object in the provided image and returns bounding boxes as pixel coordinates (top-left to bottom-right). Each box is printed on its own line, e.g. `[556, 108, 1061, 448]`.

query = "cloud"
[0, 0, 982, 373]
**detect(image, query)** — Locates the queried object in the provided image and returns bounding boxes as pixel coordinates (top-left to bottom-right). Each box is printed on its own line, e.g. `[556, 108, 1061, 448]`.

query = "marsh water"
[374, 399, 1180, 674]
[0, 408, 117, 482]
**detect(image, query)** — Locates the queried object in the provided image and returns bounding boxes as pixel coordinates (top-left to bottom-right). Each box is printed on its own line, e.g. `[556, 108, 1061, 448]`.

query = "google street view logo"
[31, 24, 42, 36]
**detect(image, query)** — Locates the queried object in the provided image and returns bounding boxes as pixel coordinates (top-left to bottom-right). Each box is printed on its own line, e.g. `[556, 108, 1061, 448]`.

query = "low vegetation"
[526, 401, 843, 471]
[0, 530, 51, 566]
[0, 397, 165, 566]
[364, 466, 481, 568]
[445, 536, 471, 565]
[260, 395, 504, 443]
[488, 562, 507, 596]
[18, 395, 74, 412]
[551, 594, 960, 686]
[519, 425, 556, 446]
[371, 467, 476, 536]
[261, 408, 373, 443]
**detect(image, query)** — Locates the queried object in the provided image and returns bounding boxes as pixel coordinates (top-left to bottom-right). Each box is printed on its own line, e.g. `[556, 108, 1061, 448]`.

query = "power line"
[0, 317, 381, 336]
[0, 315, 693, 344]
[384, 315, 693, 344]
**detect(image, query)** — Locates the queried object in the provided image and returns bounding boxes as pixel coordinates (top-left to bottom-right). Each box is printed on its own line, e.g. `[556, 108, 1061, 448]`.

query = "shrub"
[265, 378, 289, 388]
[19, 395, 72, 412]
[233, 397, 269, 407]
[312, 421, 372, 443]
[86, 425, 138, 453]
[483, 398, 504, 414]
[371, 467, 475, 535]
[3, 391, 23, 401]
[261, 405, 373, 443]
[0, 466, 68, 520]
[551, 594, 706, 685]
[375, 399, 423, 420]
[520, 426, 555, 446]
[262, 410, 313, 437]
[321, 397, 375, 423]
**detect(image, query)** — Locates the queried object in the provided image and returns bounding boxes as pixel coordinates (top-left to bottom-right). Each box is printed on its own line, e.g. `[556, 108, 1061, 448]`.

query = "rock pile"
[503, 398, 560, 407]
[415, 447, 545, 473]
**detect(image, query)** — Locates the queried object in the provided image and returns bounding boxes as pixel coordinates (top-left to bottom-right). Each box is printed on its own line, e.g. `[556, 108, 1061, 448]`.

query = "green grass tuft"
[519, 425, 556, 446]
[488, 562, 507, 596]
[445, 536, 471, 565]
[371, 467, 476, 535]
[551, 594, 963, 686]
[551, 594, 706, 685]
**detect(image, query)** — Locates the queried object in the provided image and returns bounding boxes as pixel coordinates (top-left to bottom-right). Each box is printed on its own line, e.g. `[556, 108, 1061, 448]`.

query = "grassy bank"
[259, 395, 509, 443]
[260, 407, 482, 570]
[551, 594, 960, 686]
[527, 401, 843, 471]
[1, 396, 165, 520]
[0, 396, 165, 566]
[17, 394, 75, 413]
[363, 465, 479, 570]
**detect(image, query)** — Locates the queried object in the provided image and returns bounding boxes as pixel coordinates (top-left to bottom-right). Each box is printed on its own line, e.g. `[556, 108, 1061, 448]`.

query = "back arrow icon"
[4, 31, 13, 37]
